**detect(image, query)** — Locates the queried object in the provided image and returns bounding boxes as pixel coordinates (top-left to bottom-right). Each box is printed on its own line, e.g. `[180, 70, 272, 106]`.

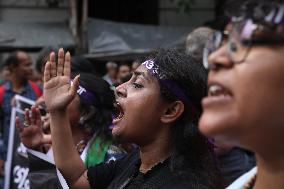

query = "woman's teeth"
[113, 102, 124, 120]
[208, 84, 230, 97]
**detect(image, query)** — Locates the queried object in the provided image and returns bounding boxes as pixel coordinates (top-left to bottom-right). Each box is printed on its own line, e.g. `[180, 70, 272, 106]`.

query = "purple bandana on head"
[71, 80, 99, 106]
[141, 59, 194, 112]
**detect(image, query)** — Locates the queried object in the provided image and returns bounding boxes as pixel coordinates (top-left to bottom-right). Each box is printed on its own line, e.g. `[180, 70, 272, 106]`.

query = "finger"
[44, 61, 51, 82]
[69, 74, 80, 97]
[41, 134, 52, 145]
[42, 118, 50, 132]
[50, 52, 57, 78]
[35, 109, 42, 130]
[31, 106, 41, 127]
[16, 116, 23, 132]
[24, 108, 31, 126]
[57, 48, 64, 76]
[30, 106, 37, 126]
[34, 108, 42, 128]
[63, 51, 71, 77]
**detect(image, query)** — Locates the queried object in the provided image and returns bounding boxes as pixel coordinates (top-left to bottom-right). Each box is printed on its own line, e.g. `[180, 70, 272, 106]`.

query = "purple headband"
[71, 80, 99, 106]
[141, 60, 195, 112]
[264, 5, 284, 25]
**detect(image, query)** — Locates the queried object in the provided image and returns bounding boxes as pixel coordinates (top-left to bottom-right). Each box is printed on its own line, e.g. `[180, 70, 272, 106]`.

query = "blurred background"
[0, 0, 229, 75]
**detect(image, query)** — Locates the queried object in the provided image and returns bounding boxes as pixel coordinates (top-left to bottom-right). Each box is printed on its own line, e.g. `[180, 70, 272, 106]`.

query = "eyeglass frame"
[203, 22, 284, 70]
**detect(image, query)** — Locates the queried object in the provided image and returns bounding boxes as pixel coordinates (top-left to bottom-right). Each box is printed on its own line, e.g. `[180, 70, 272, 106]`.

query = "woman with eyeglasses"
[200, 0, 284, 188]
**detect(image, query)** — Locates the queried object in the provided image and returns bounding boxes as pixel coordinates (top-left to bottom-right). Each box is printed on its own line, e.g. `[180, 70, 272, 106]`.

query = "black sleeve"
[87, 160, 117, 189]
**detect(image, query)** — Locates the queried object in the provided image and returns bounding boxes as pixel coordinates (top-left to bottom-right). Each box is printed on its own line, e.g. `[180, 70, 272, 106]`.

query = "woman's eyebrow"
[133, 71, 150, 82]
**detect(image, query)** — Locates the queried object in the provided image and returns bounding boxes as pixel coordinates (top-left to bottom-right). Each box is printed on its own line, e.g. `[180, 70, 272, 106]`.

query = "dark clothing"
[218, 147, 255, 187]
[88, 151, 192, 189]
[28, 152, 62, 189]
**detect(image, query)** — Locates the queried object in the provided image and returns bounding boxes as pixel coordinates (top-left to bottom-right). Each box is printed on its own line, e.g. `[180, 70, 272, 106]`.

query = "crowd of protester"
[0, 0, 283, 188]
[103, 61, 138, 87]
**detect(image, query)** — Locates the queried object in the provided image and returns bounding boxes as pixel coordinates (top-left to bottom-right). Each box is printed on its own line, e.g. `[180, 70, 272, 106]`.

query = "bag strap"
[0, 85, 5, 106]
[28, 81, 42, 98]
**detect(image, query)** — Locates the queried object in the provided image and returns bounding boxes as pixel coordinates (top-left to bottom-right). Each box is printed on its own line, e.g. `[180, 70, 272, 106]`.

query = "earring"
[79, 107, 96, 126]
[79, 117, 85, 125]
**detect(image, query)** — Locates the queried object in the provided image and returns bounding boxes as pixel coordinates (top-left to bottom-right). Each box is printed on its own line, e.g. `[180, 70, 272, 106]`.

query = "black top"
[87, 150, 192, 189]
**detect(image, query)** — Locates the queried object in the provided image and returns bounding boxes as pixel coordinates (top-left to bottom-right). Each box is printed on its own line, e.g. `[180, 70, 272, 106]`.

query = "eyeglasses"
[203, 20, 284, 69]
[39, 107, 47, 116]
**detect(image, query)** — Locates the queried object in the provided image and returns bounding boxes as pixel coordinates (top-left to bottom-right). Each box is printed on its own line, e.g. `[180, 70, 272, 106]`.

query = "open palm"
[44, 49, 79, 111]
[16, 107, 51, 150]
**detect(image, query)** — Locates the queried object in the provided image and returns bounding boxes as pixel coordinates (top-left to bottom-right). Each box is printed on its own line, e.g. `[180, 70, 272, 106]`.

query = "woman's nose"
[115, 83, 127, 98]
[208, 43, 233, 71]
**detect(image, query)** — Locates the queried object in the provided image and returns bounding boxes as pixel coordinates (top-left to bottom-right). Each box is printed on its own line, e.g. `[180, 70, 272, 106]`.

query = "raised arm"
[44, 48, 90, 188]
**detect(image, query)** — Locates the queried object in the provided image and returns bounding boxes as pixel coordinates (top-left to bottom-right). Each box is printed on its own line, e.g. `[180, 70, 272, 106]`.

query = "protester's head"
[71, 73, 115, 142]
[113, 49, 207, 143]
[113, 49, 220, 187]
[105, 61, 117, 78]
[38, 72, 115, 141]
[4, 51, 33, 81]
[71, 56, 96, 75]
[117, 63, 130, 83]
[200, 0, 284, 151]
[186, 27, 215, 61]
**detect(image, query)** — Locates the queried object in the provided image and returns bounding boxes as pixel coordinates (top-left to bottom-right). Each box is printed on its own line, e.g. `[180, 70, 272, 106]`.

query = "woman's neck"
[254, 151, 284, 189]
[139, 135, 172, 173]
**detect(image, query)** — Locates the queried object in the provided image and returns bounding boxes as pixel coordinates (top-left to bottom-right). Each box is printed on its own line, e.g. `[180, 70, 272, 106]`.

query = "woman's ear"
[160, 101, 184, 124]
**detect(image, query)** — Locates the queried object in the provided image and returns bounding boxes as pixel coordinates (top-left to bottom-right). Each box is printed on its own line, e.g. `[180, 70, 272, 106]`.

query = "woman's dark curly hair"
[147, 49, 222, 189]
[76, 73, 115, 144]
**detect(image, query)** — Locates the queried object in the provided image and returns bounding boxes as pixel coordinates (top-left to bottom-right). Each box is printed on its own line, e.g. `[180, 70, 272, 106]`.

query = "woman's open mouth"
[202, 83, 233, 107]
[208, 84, 231, 97]
[113, 101, 124, 124]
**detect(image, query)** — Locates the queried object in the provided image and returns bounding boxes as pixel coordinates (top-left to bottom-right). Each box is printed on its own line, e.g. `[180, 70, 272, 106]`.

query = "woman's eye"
[132, 82, 143, 89]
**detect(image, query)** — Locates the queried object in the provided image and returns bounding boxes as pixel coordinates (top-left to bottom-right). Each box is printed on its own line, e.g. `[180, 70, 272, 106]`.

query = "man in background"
[116, 63, 131, 85]
[0, 51, 42, 185]
[103, 61, 117, 86]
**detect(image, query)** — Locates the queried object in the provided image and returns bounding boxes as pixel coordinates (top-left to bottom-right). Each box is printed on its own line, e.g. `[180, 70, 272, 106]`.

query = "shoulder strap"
[0, 85, 5, 106]
[28, 81, 43, 98]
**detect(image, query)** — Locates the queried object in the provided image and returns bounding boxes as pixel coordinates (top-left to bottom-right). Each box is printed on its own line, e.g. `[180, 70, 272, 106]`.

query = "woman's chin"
[112, 125, 121, 137]
[199, 116, 216, 137]
[199, 111, 241, 142]
[199, 112, 228, 138]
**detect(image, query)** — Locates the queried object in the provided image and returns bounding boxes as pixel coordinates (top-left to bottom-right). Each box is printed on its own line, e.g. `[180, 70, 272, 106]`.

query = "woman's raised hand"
[16, 106, 51, 150]
[44, 48, 80, 112]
